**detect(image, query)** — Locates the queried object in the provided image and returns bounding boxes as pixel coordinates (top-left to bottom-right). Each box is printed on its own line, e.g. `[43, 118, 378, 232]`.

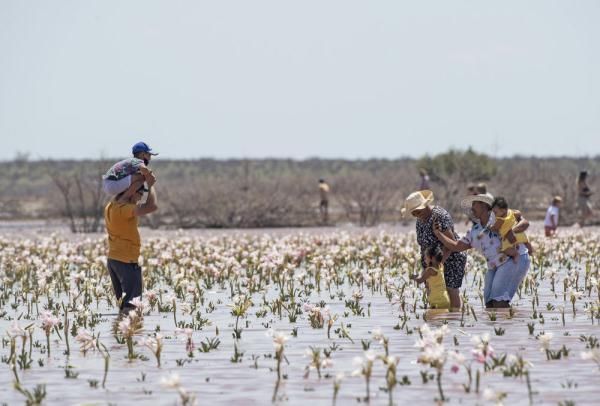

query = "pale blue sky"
[1, 0, 599, 160]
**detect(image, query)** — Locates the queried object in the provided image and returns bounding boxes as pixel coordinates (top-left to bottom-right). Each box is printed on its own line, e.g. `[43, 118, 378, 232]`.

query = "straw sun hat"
[401, 190, 434, 218]
[460, 193, 495, 211]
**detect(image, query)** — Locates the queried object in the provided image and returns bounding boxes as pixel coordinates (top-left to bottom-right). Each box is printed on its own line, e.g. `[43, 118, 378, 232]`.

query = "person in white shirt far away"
[544, 196, 562, 237]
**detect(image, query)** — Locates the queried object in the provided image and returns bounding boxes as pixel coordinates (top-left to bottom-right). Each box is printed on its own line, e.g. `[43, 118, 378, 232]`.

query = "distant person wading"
[319, 179, 330, 224]
[418, 168, 430, 190]
[544, 196, 562, 237]
[577, 171, 594, 227]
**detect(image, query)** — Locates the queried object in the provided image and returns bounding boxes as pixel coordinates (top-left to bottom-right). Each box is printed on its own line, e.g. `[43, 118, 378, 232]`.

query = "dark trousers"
[107, 259, 142, 310]
[320, 200, 329, 223]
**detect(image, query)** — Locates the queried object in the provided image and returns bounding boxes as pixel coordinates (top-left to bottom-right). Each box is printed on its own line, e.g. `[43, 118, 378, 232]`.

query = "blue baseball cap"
[132, 142, 158, 155]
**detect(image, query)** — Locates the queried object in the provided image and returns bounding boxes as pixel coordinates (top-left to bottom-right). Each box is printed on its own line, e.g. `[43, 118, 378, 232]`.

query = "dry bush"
[417, 148, 497, 214]
[48, 160, 109, 233]
[333, 168, 404, 226]
[1, 154, 598, 230]
[492, 158, 595, 225]
[150, 174, 316, 228]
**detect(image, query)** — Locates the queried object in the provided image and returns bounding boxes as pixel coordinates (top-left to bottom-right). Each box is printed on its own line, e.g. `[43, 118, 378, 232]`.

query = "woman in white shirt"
[544, 196, 562, 237]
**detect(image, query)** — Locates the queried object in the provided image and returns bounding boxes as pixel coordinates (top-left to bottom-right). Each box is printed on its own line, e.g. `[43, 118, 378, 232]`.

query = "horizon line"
[2, 153, 600, 163]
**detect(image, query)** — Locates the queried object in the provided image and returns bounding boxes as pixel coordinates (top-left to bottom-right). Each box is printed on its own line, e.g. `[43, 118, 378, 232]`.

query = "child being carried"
[102, 142, 157, 199]
[490, 196, 533, 262]
[410, 245, 451, 310]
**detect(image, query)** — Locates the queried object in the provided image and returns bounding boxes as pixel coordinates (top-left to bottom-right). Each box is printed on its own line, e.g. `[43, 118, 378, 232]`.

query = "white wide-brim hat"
[401, 190, 434, 218]
[460, 193, 495, 211]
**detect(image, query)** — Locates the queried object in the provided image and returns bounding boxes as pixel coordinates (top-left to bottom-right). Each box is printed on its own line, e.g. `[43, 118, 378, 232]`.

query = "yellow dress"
[497, 209, 529, 251]
[426, 265, 450, 309]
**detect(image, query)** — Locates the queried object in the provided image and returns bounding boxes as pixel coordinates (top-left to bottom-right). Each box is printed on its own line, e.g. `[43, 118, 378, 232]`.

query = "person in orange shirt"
[105, 178, 158, 314]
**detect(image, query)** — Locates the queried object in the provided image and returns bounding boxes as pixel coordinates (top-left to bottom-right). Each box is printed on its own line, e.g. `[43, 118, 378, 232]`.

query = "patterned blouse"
[415, 206, 467, 288]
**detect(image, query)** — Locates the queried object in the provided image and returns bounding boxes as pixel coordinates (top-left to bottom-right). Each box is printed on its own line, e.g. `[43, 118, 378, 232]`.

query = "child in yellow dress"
[490, 197, 534, 262]
[411, 245, 451, 310]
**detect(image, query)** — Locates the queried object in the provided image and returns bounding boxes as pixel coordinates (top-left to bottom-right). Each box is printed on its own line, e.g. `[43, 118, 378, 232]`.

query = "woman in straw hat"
[401, 190, 467, 310]
[433, 193, 531, 309]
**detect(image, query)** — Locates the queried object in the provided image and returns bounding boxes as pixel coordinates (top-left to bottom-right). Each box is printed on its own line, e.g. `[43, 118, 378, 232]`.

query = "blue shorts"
[484, 253, 530, 304]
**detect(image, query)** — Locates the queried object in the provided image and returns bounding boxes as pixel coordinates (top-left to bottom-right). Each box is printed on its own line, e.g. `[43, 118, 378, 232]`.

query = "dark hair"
[578, 171, 588, 182]
[424, 245, 443, 264]
[492, 196, 508, 210]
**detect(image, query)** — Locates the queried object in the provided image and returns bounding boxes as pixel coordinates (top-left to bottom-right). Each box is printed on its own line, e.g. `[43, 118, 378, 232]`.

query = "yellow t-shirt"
[497, 209, 528, 251]
[104, 201, 140, 263]
[426, 265, 451, 309]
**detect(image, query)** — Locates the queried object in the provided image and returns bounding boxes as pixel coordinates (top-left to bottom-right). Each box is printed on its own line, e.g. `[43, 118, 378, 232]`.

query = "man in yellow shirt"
[105, 180, 158, 314]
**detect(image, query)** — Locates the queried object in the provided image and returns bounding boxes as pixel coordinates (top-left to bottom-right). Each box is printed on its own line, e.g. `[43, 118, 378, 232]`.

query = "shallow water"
[0, 226, 599, 406]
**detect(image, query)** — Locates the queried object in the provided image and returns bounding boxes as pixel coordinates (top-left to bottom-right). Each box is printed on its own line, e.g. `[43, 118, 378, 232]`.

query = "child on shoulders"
[102, 142, 157, 199]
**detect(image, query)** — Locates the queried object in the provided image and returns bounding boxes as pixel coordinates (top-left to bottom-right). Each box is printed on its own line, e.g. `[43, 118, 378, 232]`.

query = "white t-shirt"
[544, 205, 559, 227]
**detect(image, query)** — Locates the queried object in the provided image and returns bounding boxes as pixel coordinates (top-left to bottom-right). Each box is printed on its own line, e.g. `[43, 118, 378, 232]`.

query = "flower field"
[1, 228, 599, 405]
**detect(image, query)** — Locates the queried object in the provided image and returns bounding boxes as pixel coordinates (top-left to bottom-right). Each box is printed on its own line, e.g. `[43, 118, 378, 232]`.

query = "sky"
[0, 0, 599, 160]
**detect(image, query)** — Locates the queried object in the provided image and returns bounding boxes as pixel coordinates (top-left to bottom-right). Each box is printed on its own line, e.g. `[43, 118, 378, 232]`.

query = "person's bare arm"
[438, 229, 456, 263]
[441, 247, 451, 263]
[505, 229, 517, 244]
[134, 187, 158, 216]
[433, 223, 470, 252]
[120, 178, 146, 201]
[410, 267, 437, 284]
[489, 218, 502, 233]
[512, 210, 529, 234]
[136, 163, 158, 186]
[144, 171, 156, 187]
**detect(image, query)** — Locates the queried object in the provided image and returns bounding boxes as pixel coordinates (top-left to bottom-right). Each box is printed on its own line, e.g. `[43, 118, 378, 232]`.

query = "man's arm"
[134, 187, 158, 216]
[139, 166, 157, 187]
